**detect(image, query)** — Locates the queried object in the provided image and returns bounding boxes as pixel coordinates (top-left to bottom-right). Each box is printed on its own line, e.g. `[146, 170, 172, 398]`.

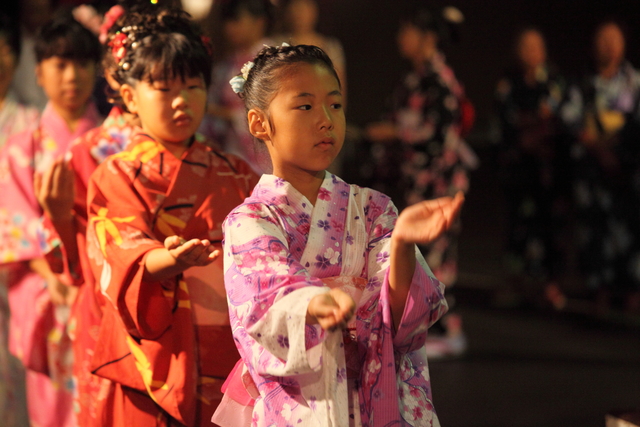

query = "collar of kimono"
[41, 101, 101, 146]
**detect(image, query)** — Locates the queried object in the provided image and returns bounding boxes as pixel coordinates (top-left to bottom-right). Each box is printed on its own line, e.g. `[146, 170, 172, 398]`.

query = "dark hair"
[34, 15, 102, 64]
[400, 6, 463, 46]
[240, 44, 340, 112]
[0, 11, 21, 60]
[220, 0, 274, 31]
[108, 7, 212, 90]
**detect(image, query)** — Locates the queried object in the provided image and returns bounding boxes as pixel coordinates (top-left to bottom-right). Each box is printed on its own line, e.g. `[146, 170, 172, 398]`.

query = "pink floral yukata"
[222, 172, 448, 426]
[0, 101, 101, 427]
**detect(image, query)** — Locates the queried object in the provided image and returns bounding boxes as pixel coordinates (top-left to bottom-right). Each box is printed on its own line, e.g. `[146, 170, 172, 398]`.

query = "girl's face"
[287, 0, 318, 34]
[251, 62, 345, 179]
[0, 37, 17, 101]
[36, 56, 96, 113]
[594, 23, 625, 69]
[517, 30, 546, 70]
[121, 74, 206, 148]
[224, 10, 267, 49]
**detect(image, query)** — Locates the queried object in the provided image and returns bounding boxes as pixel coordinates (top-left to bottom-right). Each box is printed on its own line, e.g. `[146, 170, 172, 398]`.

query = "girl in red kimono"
[0, 16, 102, 427]
[85, 7, 258, 427]
[35, 6, 142, 426]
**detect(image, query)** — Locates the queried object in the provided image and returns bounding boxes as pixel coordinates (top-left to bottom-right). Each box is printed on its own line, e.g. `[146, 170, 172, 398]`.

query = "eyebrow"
[294, 90, 343, 98]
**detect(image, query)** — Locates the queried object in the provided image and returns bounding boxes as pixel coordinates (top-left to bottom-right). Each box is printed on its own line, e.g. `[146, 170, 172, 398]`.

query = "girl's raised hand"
[393, 191, 465, 245]
[34, 158, 75, 221]
[164, 236, 220, 267]
[306, 288, 356, 331]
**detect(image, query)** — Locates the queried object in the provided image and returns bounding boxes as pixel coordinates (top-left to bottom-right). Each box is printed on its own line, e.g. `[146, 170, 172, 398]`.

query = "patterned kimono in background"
[561, 62, 640, 294]
[40, 106, 135, 426]
[86, 131, 257, 427]
[372, 52, 470, 286]
[495, 65, 569, 283]
[0, 102, 101, 427]
[0, 93, 40, 149]
[223, 173, 448, 426]
[199, 39, 273, 174]
[0, 93, 38, 427]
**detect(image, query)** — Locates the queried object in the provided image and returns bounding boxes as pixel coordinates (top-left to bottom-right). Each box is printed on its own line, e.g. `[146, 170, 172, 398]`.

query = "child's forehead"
[275, 63, 340, 91]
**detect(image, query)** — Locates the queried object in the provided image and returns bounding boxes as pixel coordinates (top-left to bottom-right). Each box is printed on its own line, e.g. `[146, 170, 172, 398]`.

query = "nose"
[319, 105, 334, 131]
[64, 62, 80, 82]
[172, 90, 188, 109]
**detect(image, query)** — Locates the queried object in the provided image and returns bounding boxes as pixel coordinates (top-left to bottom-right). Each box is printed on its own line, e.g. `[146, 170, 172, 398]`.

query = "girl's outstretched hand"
[34, 158, 75, 221]
[306, 288, 355, 332]
[164, 236, 220, 267]
[393, 192, 465, 245]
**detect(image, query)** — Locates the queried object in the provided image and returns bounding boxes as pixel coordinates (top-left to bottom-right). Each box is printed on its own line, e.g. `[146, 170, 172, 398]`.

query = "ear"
[247, 108, 270, 142]
[119, 83, 138, 115]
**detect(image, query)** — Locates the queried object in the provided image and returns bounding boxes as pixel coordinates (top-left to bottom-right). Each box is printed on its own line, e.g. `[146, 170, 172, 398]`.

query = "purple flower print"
[298, 213, 310, 223]
[277, 335, 289, 348]
[346, 232, 354, 245]
[315, 255, 330, 269]
[376, 251, 389, 264]
[336, 367, 346, 383]
[274, 177, 285, 187]
[366, 276, 380, 291]
[317, 220, 330, 231]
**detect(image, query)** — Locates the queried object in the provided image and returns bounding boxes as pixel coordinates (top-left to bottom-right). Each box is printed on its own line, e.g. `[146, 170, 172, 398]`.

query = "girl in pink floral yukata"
[213, 44, 464, 427]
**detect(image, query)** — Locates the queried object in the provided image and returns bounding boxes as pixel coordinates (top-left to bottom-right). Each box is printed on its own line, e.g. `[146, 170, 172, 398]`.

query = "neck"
[598, 61, 621, 79]
[275, 167, 325, 205]
[52, 103, 87, 133]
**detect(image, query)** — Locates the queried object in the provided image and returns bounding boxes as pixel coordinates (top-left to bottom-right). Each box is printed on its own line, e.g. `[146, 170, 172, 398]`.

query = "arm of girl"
[34, 158, 80, 279]
[142, 236, 219, 282]
[388, 192, 464, 329]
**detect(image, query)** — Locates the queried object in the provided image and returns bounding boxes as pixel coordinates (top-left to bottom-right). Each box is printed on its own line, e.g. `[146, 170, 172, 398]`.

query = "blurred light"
[151, 0, 158, 4]
[181, 0, 213, 20]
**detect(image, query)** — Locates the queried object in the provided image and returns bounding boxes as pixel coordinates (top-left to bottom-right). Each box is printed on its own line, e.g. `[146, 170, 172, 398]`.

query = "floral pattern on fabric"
[86, 130, 258, 427]
[561, 62, 640, 291]
[223, 172, 447, 426]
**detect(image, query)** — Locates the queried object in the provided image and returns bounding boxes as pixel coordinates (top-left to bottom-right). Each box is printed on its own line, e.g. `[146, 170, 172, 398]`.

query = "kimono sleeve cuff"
[247, 285, 330, 377]
[391, 262, 448, 352]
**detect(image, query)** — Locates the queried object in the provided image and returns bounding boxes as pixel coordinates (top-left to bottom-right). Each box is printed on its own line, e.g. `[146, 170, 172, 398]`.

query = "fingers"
[170, 238, 217, 266]
[164, 235, 182, 250]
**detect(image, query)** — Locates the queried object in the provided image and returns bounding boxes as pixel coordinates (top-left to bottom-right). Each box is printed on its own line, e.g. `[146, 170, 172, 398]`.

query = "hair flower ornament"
[229, 75, 246, 94]
[241, 61, 254, 80]
[229, 61, 255, 94]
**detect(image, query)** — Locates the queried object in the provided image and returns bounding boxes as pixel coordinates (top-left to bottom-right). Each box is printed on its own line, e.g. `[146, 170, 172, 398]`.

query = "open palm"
[394, 192, 464, 245]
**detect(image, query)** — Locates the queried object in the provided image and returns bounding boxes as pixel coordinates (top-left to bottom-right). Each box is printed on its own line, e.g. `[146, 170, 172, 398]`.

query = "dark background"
[315, 0, 640, 138]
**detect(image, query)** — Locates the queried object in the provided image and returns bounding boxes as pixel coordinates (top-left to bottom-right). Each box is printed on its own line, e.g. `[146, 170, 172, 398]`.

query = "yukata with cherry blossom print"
[221, 172, 448, 427]
[373, 52, 471, 286]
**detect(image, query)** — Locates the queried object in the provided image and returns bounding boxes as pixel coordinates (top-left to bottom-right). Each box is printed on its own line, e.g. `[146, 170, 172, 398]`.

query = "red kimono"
[86, 130, 257, 427]
[41, 106, 135, 426]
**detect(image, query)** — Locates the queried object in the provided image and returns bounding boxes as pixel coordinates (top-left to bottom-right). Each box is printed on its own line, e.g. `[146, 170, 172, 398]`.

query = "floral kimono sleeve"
[0, 131, 43, 263]
[365, 200, 448, 356]
[224, 203, 331, 378]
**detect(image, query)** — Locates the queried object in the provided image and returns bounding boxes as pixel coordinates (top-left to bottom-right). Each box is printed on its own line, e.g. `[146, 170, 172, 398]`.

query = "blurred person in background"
[0, 15, 102, 427]
[277, 0, 346, 103]
[366, 6, 476, 358]
[561, 19, 640, 316]
[0, 10, 37, 427]
[200, 0, 274, 173]
[495, 27, 570, 309]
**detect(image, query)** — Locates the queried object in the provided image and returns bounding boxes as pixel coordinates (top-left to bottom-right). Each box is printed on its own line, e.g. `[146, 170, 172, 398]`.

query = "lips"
[173, 114, 192, 126]
[315, 136, 335, 147]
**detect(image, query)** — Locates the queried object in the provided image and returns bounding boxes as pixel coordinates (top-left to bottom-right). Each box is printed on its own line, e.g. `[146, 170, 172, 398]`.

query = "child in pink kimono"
[215, 44, 464, 427]
[0, 15, 102, 427]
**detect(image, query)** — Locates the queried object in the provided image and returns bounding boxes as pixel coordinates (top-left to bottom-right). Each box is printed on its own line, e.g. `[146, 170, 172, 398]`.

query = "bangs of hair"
[127, 32, 212, 87]
[35, 16, 101, 63]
